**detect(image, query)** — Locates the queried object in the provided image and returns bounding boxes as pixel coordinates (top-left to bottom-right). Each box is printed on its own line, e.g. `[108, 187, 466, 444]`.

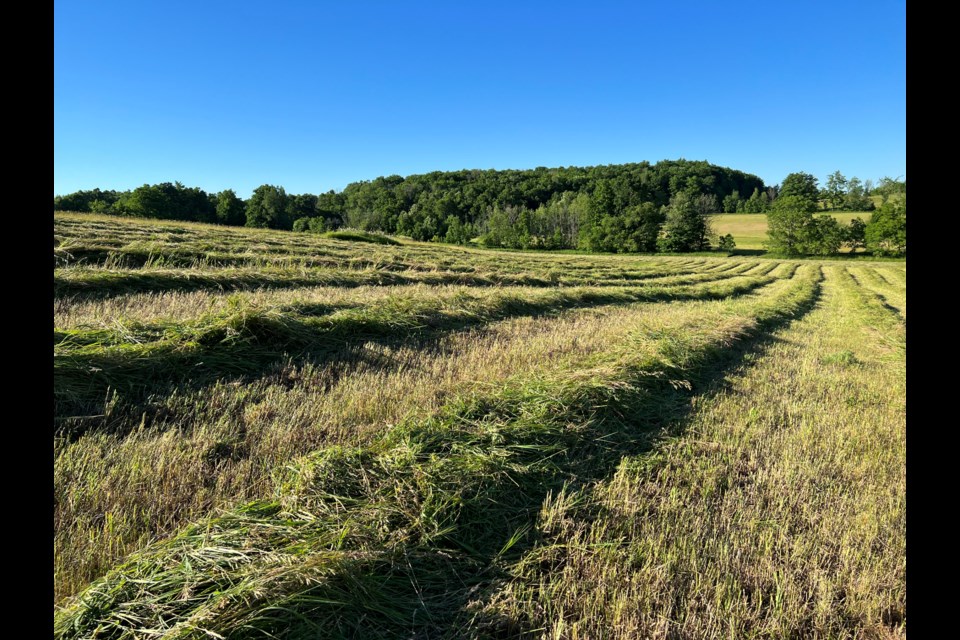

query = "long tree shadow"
[55, 272, 822, 639]
[248, 283, 822, 639]
[842, 268, 905, 323]
[54, 276, 774, 437]
[53, 263, 707, 300]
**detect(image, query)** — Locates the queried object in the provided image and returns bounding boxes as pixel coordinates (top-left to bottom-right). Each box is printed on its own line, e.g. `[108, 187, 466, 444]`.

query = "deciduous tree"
[865, 199, 906, 256]
[766, 196, 814, 255]
[215, 189, 246, 226]
[246, 185, 290, 229]
[658, 191, 711, 252]
[777, 173, 819, 212]
[824, 171, 848, 210]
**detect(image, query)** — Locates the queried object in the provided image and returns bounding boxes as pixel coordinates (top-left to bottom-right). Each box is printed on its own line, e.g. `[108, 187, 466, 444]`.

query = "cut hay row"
[57, 213, 769, 284]
[844, 266, 906, 319]
[54, 266, 821, 638]
[53, 259, 734, 300]
[476, 264, 904, 638]
[58, 283, 794, 605]
[55, 274, 783, 424]
[54, 267, 782, 330]
[840, 268, 907, 325]
[883, 266, 906, 284]
[56, 214, 700, 276]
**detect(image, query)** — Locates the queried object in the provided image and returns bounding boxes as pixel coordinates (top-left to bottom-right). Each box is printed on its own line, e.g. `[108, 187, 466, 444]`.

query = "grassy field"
[53, 212, 905, 638]
[710, 212, 872, 250]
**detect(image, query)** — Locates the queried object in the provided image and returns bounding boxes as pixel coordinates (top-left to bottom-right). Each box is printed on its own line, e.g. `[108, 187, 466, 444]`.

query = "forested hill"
[54, 159, 768, 251]
[332, 160, 766, 235]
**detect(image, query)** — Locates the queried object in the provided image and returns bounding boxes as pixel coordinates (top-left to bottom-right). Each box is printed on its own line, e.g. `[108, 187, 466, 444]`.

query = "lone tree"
[766, 195, 814, 255]
[657, 191, 711, 252]
[844, 177, 874, 211]
[874, 176, 906, 205]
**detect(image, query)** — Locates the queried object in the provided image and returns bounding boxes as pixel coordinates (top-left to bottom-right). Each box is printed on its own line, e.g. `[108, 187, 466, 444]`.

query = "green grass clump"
[821, 349, 860, 366]
[322, 229, 402, 245]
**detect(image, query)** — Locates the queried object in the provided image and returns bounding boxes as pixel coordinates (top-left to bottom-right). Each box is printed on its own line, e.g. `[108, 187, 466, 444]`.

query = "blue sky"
[54, 0, 906, 198]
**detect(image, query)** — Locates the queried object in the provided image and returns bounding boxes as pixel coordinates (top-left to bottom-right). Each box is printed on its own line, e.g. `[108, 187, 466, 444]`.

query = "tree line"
[53, 160, 761, 247]
[766, 173, 905, 257]
[53, 161, 905, 256]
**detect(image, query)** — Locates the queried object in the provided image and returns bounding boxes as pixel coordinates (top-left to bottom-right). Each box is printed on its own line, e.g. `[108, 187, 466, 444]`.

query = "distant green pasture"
[710, 212, 872, 250]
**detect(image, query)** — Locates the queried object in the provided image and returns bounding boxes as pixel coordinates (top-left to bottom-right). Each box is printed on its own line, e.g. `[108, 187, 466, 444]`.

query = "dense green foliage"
[846, 217, 867, 252]
[657, 192, 712, 252]
[766, 197, 872, 256]
[335, 160, 762, 244]
[743, 187, 773, 213]
[215, 189, 246, 226]
[54, 160, 762, 250]
[53, 162, 904, 256]
[54, 188, 123, 212]
[865, 198, 906, 256]
[245, 184, 290, 230]
[778, 173, 820, 212]
[722, 187, 774, 213]
[819, 170, 880, 211]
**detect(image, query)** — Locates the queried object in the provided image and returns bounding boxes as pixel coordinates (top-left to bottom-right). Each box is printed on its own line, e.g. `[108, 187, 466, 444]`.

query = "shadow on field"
[54, 277, 774, 438]
[842, 268, 905, 323]
[53, 267, 556, 298]
[53, 263, 707, 300]
[234, 284, 822, 639]
[56, 273, 824, 638]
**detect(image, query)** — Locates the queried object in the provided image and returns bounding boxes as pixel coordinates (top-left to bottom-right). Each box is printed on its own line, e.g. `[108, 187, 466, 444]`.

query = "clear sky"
[54, 0, 906, 198]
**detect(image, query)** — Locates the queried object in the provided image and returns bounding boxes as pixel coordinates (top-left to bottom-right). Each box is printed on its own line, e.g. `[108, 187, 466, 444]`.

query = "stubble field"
[53, 212, 905, 638]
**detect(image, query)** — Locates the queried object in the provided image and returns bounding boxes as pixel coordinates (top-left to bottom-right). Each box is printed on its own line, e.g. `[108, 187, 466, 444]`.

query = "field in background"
[54, 212, 905, 638]
[710, 211, 872, 250]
